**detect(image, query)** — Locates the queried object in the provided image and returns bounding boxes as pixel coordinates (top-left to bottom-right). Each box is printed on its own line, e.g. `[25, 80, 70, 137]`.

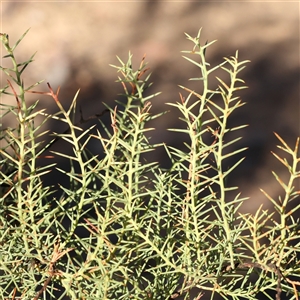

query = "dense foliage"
[0, 29, 299, 300]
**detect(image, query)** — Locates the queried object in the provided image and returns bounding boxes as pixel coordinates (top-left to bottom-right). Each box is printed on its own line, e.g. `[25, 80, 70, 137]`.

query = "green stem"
[216, 57, 240, 269]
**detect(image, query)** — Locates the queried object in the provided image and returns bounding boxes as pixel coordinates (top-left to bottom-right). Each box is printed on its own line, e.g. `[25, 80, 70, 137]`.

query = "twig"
[27, 84, 109, 156]
[237, 262, 283, 300]
[33, 242, 73, 300]
[169, 261, 286, 300]
[7, 80, 21, 112]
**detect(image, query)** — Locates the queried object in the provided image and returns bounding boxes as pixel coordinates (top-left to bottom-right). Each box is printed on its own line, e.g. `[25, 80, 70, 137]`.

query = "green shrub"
[0, 29, 299, 300]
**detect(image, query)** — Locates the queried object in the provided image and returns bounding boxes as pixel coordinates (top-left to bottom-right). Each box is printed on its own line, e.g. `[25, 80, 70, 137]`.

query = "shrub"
[0, 29, 299, 300]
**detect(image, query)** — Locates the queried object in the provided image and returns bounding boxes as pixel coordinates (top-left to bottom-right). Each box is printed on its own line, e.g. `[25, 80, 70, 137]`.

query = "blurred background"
[1, 0, 299, 217]
[1, 1, 299, 299]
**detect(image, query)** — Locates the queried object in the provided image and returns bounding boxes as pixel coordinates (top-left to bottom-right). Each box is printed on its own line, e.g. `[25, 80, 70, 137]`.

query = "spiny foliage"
[0, 29, 299, 300]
